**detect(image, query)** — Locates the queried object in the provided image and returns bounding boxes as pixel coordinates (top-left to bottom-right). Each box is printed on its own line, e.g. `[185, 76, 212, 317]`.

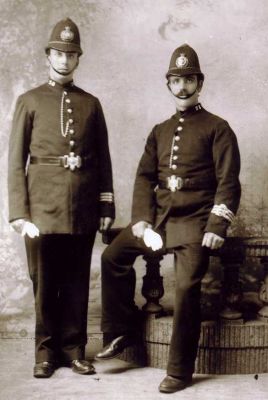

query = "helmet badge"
[60, 26, 74, 42]
[176, 53, 189, 68]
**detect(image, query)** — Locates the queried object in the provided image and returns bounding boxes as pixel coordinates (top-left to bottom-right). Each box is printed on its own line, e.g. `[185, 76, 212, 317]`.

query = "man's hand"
[202, 232, 225, 250]
[10, 218, 26, 234]
[143, 228, 163, 251]
[22, 222, 40, 238]
[99, 217, 114, 233]
[131, 221, 152, 239]
[10, 219, 39, 238]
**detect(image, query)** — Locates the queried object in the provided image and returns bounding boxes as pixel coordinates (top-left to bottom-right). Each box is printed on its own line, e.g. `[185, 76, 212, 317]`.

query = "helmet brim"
[166, 68, 204, 80]
[45, 42, 82, 56]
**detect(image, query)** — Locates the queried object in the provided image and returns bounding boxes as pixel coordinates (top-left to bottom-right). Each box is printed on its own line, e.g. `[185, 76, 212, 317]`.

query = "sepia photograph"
[0, 0, 268, 399]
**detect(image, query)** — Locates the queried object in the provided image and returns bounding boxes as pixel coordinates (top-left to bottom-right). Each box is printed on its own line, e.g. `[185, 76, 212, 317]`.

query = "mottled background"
[1, 0, 268, 336]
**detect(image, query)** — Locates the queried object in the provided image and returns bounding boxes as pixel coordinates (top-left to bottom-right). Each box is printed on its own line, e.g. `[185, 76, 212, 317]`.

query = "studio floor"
[1, 241, 268, 399]
[0, 337, 268, 400]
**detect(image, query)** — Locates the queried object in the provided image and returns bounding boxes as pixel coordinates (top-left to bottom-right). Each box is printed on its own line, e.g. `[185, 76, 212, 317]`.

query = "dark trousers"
[101, 225, 209, 377]
[25, 233, 96, 363]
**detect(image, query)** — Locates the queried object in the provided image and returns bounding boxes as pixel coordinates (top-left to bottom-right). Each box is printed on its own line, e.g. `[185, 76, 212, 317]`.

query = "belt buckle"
[167, 175, 183, 192]
[63, 152, 82, 171]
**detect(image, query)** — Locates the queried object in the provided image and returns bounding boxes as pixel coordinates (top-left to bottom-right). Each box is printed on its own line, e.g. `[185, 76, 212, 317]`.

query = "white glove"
[10, 218, 26, 234]
[21, 221, 40, 238]
[132, 221, 152, 238]
[143, 228, 163, 251]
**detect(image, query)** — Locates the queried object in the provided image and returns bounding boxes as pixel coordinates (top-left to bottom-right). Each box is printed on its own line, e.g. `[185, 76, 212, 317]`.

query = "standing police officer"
[95, 44, 241, 393]
[8, 18, 115, 378]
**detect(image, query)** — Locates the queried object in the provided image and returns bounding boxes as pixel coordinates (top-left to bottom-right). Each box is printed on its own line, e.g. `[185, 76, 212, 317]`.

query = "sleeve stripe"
[100, 192, 114, 202]
[211, 204, 235, 223]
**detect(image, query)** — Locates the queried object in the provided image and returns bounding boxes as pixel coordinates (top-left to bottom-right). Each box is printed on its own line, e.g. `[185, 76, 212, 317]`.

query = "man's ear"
[76, 58, 79, 69]
[46, 55, 51, 68]
[166, 81, 172, 92]
[197, 79, 203, 93]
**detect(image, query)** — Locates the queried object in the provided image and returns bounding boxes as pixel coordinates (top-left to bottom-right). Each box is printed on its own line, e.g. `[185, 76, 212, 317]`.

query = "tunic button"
[69, 119, 74, 124]
[69, 129, 75, 134]
[175, 136, 180, 141]
[179, 118, 184, 123]
[70, 140, 75, 147]
[63, 91, 68, 95]
[65, 98, 71, 103]
[173, 145, 179, 151]
[177, 126, 183, 131]
[67, 108, 73, 114]
[171, 165, 177, 170]
[173, 155, 178, 160]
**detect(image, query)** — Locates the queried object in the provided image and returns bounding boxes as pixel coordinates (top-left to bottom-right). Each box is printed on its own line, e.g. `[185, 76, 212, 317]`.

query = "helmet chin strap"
[53, 67, 69, 76]
[50, 64, 73, 77]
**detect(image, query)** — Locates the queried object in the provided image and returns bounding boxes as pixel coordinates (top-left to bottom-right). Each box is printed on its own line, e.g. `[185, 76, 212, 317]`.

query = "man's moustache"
[176, 89, 197, 100]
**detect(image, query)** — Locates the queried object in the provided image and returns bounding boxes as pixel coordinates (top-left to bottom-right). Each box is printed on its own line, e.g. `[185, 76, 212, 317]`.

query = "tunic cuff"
[205, 213, 229, 239]
[100, 201, 115, 219]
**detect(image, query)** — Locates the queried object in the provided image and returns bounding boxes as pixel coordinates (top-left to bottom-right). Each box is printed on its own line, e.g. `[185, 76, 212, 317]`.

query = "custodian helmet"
[166, 44, 204, 80]
[45, 17, 83, 56]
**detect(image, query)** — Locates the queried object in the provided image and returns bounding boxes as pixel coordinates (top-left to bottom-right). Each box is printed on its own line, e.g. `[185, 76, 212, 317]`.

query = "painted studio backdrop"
[1, 0, 268, 337]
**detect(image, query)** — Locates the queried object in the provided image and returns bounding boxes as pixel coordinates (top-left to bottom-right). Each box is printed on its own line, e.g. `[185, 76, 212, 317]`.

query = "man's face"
[168, 74, 200, 98]
[167, 74, 203, 110]
[48, 49, 79, 76]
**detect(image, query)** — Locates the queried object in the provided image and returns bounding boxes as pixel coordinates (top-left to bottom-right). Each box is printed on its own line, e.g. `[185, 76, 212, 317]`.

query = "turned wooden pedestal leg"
[141, 254, 165, 313]
[218, 239, 244, 321]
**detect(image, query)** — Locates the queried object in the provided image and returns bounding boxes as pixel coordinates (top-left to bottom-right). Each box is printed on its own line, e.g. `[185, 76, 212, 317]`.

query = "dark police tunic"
[101, 103, 241, 377]
[8, 79, 115, 232]
[132, 103, 241, 246]
[8, 79, 115, 362]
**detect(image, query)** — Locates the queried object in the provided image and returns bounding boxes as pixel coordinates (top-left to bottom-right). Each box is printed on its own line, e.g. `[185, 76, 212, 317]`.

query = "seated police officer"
[95, 44, 241, 393]
[8, 18, 115, 378]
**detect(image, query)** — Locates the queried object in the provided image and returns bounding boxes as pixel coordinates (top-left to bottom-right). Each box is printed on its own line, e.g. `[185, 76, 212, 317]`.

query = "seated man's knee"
[101, 239, 130, 269]
[101, 244, 117, 266]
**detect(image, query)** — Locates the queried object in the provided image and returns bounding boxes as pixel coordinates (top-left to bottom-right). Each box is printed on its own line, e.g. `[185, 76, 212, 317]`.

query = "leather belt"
[158, 175, 216, 192]
[30, 154, 90, 171]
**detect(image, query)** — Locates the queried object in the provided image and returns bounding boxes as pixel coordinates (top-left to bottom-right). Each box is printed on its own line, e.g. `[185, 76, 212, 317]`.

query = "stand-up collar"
[47, 78, 74, 90]
[176, 103, 203, 118]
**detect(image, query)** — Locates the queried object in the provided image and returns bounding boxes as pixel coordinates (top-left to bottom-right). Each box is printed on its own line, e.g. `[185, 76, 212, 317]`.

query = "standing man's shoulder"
[71, 86, 107, 121]
[15, 83, 50, 108]
[20, 83, 50, 98]
[72, 85, 103, 106]
[12, 84, 51, 122]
